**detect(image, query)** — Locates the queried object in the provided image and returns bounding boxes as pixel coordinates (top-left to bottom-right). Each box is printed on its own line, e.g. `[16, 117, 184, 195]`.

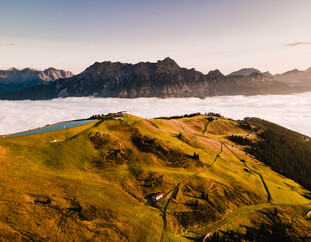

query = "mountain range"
[231, 67, 311, 87]
[0, 58, 310, 100]
[274, 68, 311, 87]
[0, 67, 73, 93]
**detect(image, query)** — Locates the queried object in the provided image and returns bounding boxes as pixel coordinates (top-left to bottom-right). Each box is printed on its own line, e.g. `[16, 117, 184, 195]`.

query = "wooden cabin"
[151, 192, 164, 201]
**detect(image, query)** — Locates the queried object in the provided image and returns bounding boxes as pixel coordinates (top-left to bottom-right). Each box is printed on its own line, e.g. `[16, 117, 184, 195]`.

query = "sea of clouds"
[1, 92, 311, 137]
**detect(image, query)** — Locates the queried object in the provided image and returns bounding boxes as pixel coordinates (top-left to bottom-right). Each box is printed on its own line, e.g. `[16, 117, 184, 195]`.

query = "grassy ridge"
[0, 115, 310, 241]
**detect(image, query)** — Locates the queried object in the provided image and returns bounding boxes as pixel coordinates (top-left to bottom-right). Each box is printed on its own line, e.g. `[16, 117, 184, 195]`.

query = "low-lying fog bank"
[1, 92, 311, 136]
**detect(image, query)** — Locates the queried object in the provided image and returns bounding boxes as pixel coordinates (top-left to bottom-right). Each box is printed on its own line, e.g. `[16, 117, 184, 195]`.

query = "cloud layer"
[1, 92, 311, 137]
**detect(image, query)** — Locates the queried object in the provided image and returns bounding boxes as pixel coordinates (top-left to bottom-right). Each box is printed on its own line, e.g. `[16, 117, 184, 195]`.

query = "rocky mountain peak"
[39, 68, 73, 81]
[46, 67, 57, 71]
[228, 68, 262, 77]
[8, 67, 18, 71]
[82, 61, 126, 78]
[23, 67, 37, 71]
[207, 69, 224, 79]
[83, 62, 105, 74]
[155, 57, 180, 74]
[157, 57, 179, 67]
[305, 67, 311, 73]
[284, 69, 301, 75]
[262, 71, 272, 77]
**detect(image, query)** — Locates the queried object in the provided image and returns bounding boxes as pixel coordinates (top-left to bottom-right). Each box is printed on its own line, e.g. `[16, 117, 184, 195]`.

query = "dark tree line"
[237, 121, 252, 130]
[228, 135, 253, 146]
[89, 113, 115, 120]
[205, 222, 292, 241]
[243, 118, 311, 190]
[154, 112, 202, 120]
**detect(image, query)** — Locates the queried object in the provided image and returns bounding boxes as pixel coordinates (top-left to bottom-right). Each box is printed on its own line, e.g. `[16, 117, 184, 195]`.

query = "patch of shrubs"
[154, 112, 202, 120]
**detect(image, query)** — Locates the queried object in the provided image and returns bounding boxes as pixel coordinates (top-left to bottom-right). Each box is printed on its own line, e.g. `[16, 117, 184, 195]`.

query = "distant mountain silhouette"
[0, 67, 73, 93]
[274, 68, 311, 87]
[228, 68, 272, 77]
[0, 58, 307, 100]
[228, 68, 262, 76]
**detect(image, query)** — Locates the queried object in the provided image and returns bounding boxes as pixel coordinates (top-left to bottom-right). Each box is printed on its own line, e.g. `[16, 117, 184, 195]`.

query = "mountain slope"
[0, 58, 305, 100]
[0, 114, 310, 241]
[274, 68, 311, 87]
[0, 67, 73, 93]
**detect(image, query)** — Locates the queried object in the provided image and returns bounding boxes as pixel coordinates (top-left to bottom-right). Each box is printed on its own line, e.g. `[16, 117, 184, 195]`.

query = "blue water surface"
[7, 119, 98, 138]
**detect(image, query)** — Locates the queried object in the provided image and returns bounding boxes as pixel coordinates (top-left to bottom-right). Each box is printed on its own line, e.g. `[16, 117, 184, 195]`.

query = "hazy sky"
[1, 0, 311, 75]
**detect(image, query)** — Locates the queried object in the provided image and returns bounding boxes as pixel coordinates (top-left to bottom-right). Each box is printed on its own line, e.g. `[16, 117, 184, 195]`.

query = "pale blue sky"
[1, 0, 311, 74]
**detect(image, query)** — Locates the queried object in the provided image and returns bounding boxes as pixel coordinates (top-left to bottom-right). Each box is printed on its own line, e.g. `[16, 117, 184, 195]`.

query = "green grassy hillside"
[0, 114, 310, 241]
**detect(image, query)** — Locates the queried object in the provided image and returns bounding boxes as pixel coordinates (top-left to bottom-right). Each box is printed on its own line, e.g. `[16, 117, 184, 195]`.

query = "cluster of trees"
[228, 135, 253, 146]
[206, 117, 217, 122]
[154, 112, 202, 120]
[244, 118, 311, 190]
[89, 113, 114, 119]
[187, 152, 200, 160]
[201, 192, 209, 200]
[205, 223, 292, 241]
[207, 112, 222, 118]
[177, 132, 184, 139]
[237, 121, 252, 130]
[206, 231, 242, 241]
[192, 152, 200, 160]
[228, 118, 311, 190]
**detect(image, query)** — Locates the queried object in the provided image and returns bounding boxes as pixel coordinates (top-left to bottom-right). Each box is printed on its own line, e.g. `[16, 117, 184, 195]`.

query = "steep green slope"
[0, 114, 310, 241]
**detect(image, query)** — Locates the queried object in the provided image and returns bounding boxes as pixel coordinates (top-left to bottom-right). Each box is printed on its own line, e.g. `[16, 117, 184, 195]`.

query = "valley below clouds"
[1, 92, 311, 137]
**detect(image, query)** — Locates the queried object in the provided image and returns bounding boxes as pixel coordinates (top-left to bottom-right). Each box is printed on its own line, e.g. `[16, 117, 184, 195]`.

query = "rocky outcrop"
[38, 68, 73, 82]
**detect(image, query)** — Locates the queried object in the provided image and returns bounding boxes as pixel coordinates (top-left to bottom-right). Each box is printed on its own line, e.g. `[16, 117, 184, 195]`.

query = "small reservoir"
[6, 119, 97, 138]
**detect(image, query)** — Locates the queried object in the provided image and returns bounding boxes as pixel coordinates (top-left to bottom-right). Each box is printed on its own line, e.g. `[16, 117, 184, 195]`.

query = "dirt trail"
[202, 120, 212, 136]
[159, 142, 223, 242]
[223, 143, 271, 202]
[159, 122, 311, 241]
[223, 143, 311, 205]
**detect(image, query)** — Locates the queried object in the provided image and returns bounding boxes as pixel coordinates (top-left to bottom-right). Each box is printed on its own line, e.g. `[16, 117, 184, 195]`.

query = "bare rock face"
[38, 68, 73, 82]
[0, 67, 73, 93]
[0, 58, 306, 100]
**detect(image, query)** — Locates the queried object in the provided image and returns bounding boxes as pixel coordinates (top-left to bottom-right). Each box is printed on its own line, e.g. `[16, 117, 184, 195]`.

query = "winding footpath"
[159, 142, 223, 242]
[223, 143, 311, 207]
[159, 121, 311, 241]
[190, 142, 311, 240]
[223, 143, 271, 202]
[202, 120, 212, 136]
